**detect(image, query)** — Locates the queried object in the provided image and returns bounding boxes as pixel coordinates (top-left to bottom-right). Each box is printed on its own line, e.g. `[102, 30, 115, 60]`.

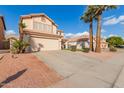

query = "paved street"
[35, 50, 124, 88]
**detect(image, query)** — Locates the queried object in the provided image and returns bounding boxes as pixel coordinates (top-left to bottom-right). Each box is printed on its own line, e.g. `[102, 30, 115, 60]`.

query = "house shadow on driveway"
[0, 69, 27, 88]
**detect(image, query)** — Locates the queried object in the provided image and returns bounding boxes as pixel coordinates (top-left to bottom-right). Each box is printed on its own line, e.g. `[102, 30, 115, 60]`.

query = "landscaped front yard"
[0, 53, 62, 88]
[0, 49, 124, 88]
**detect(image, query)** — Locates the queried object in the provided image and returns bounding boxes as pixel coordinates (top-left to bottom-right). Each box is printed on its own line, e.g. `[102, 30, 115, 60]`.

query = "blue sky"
[0, 5, 124, 38]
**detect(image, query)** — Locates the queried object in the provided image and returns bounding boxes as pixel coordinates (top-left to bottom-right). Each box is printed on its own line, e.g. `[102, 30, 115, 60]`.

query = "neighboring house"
[64, 35, 89, 49]
[64, 35, 108, 49]
[0, 16, 6, 49]
[19, 13, 64, 51]
[6, 34, 19, 50]
[93, 37, 108, 49]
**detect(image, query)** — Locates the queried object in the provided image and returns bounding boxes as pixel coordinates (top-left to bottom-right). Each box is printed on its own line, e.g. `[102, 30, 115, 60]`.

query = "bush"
[63, 48, 70, 50]
[11, 39, 30, 54]
[70, 45, 77, 52]
[106, 36, 123, 47]
[76, 49, 83, 51]
[82, 48, 90, 53]
[109, 46, 117, 52]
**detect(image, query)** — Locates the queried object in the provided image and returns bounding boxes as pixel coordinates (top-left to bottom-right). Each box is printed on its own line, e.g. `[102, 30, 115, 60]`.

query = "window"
[33, 22, 52, 33]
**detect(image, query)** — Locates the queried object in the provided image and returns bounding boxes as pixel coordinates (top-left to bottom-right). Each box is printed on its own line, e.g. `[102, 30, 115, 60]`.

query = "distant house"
[0, 16, 6, 49]
[19, 13, 64, 51]
[64, 35, 89, 49]
[64, 34, 108, 50]
[6, 34, 19, 50]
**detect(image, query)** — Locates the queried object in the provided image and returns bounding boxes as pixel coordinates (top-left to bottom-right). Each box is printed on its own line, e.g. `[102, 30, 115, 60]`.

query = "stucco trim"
[57, 30, 64, 33]
[23, 29, 63, 38]
[30, 35, 59, 40]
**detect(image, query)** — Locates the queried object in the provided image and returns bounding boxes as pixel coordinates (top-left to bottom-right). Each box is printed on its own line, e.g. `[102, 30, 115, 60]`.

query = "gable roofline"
[0, 16, 6, 30]
[67, 36, 89, 42]
[20, 13, 58, 27]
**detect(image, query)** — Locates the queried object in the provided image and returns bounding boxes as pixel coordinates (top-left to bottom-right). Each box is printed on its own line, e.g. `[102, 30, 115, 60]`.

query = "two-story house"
[0, 16, 6, 49]
[19, 13, 64, 51]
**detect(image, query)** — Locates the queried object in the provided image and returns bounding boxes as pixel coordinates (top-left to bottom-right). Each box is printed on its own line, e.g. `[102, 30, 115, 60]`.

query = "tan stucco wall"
[22, 18, 33, 29]
[77, 42, 82, 49]
[33, 16, 52, 25]
[52, 25, 57, 35]
[30, 37, 61, 51]
[22, 16, 57, 35]
[76, 41, 89, 49]
[101, 43, 108, 49]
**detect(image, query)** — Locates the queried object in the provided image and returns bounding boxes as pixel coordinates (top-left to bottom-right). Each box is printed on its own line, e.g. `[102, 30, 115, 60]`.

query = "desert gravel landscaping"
[0, 53, 62, 88]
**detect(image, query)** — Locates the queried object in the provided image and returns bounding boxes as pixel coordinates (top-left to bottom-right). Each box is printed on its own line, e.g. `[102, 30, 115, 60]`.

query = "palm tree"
[94, 5, 117, 53]
[81, 6, 95, 51]
[19, 22, 26, 40]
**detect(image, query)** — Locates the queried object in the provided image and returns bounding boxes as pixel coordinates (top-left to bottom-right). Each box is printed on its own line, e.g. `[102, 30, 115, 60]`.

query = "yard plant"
[109, 46, 117, 52]
[106, 36, 124, 47]
[70, 45, 77, 52]
[82, 48, 90, 53]
[11, 39, 30, 54]
[81, 5, 117, 53]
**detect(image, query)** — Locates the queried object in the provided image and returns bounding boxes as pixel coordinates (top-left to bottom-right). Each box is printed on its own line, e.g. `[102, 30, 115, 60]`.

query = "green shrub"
[106, 36, 123, 47]
[82, 48, 90, 53]
[70, 45, 77, 52]
[76, 49, 83, 51]
[109, 46, 117, 52]
[63, 48, 70, 50]
[11, 39, 30, 54]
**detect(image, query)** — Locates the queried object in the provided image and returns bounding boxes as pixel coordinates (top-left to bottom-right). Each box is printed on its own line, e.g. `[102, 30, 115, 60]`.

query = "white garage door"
[30, 37, 61, 51]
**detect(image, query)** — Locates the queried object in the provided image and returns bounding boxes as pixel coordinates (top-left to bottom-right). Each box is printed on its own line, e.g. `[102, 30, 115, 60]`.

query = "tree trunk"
[89, 17, 94, 51]
[95, 15, 101, 53]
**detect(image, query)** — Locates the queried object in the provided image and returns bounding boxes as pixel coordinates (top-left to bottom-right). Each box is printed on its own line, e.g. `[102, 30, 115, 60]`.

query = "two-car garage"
[23, 30, 62, 51]
[30, 37, 61, 51]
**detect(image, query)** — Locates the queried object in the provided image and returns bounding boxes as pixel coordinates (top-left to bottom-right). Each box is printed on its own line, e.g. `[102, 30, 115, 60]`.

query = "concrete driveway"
[34, 50, 124, 88]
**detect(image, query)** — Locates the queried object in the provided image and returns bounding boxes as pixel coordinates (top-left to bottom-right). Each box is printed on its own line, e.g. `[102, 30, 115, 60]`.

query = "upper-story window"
[33, 22, 52, 33]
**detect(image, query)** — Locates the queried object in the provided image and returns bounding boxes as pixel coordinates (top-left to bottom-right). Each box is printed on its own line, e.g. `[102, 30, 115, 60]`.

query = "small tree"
[106, 36, 124, 47]
[11, 39, 30, 54]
